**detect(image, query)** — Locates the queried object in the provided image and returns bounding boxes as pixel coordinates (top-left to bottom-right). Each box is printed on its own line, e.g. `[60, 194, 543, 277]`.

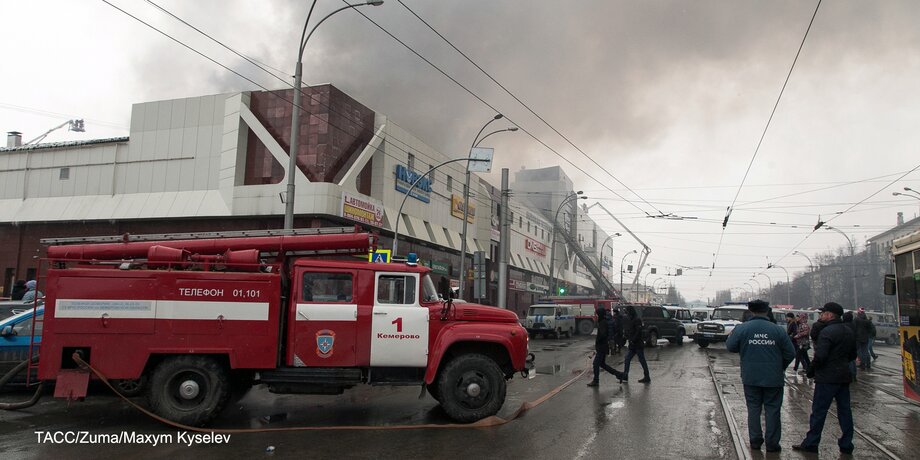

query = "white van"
[665, 305, 699, 337]
[864, 311, 899, 345]
[524, 304, 576, 339]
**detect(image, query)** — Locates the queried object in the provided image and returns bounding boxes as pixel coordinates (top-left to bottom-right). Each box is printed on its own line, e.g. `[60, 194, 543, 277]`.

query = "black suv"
[622, 304, 685, 346]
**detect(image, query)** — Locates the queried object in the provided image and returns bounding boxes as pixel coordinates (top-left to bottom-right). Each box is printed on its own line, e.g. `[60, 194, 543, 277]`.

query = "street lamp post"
[744, 282, 756, 300]
[599, 232, 622, 289]
[767, 263, 791, 305]
[825, 225, 858, 307]
[756, 273, 773, 302]
[284, 0, 384, 230]
[620, 250, 637, 295]
[391, 157, 489, 256]
[548, 192, 586, 293]
[749, 278, 762, 298]
[458, 114, 508, 297]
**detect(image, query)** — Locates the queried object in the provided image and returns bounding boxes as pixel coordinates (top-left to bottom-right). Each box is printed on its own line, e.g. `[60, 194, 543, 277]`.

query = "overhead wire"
[709, 0, 823, 288]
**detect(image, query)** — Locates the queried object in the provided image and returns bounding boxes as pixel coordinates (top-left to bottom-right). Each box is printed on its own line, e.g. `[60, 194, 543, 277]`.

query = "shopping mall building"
[0, 85, 616, 316]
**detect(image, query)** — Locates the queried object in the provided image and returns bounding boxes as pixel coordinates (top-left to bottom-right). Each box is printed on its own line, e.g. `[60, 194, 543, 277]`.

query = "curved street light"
[825, 225, 858, 307]
[749, 278, 762, 298]
[284, 0, 384, 230]
[743, 282, 756, 300]
[458, 114, 510, 296]
[549, 192, 587, 293]
[620, 249, 638, 295]
[767, 263, 791, 305]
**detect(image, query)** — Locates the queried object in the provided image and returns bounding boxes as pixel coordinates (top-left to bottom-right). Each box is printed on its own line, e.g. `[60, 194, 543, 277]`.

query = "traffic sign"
[368, 249, 392, 263]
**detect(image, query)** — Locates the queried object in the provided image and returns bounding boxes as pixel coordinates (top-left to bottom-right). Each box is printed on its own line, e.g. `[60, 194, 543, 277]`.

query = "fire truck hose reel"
[69, 352, 590, 433]
[0, 357, 44, 410]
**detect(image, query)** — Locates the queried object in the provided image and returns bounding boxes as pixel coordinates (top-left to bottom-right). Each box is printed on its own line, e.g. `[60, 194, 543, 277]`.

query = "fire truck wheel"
[148, 356, 230, 426]
[437, 353, 506, 423]
[113, 377, 147, 397]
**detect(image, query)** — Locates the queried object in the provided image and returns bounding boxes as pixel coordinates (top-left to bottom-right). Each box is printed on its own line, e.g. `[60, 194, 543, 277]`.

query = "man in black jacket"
[587, 306, 625, 386]
[619, 305, 651, 383]
[793, 302, 858, 455]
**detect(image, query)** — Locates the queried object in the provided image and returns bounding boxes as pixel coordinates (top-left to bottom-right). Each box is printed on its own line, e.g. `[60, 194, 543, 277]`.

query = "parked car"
[693, 305, 747, 348]
[863, 311, 899, 345]
[664, 305, 699, 337]
[524, 304, 576, 339]
[630, 304, 685, 346]
[0, 306, 43, 386]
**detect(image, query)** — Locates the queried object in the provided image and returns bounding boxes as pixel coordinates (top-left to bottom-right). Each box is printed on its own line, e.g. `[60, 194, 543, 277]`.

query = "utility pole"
[497, 168, 510, 309]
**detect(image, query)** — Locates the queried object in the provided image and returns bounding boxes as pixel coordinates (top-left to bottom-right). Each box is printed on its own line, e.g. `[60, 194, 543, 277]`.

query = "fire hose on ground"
[0, 356, 44, 410]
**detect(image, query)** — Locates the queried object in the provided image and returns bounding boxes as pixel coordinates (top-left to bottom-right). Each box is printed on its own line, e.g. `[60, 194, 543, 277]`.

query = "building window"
[408, 153, 415, 170]
[527, 221, 531, 232]
[519, 216, 522, 228]
[427, 164, 434, 184]
[447, 176, 453, 192]
[59, 167, 70, 180]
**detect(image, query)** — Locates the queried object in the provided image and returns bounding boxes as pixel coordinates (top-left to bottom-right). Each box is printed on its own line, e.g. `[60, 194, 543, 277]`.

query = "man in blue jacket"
[727, 299, 795, 452]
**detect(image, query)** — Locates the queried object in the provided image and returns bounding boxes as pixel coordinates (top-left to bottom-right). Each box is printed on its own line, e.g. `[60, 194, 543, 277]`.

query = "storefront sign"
[527, 282, 549, 294]
[509, 279, 528, 291]
[508, 279, 548, 294]
[524, 238, 547, 257]
[341, 191, 384, 227]
[424, 260, 450, 275]
[451, 194, 475, 223]
[395, 164, 431, 203]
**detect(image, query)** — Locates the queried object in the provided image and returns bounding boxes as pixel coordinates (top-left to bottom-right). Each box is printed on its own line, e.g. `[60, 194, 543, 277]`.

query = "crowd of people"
[587, 299, 876, 455]
[727, 299, 873, 455]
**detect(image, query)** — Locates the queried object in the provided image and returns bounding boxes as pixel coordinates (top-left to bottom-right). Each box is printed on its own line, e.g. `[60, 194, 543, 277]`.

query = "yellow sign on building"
[451, 194, 475, 223]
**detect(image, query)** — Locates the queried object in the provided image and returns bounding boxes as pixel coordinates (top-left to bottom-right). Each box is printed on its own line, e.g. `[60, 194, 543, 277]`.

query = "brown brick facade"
[244, 85, 375, 195]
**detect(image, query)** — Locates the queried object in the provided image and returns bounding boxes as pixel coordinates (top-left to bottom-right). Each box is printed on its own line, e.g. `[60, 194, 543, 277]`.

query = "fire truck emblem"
[316, 329, 336, 358]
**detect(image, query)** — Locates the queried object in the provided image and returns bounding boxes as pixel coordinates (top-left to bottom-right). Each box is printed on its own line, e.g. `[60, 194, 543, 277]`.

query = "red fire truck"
[34, 227, 532, 425]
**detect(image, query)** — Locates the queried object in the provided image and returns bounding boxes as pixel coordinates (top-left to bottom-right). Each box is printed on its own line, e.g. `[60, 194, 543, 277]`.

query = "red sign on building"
[524, 238, 546, 257]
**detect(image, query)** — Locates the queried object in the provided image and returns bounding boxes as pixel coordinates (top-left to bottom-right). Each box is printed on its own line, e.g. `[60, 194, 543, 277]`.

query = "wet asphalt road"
[1, 336, 913, 459]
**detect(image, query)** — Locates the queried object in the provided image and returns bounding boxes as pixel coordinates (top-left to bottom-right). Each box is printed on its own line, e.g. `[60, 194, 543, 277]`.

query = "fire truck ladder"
[555, 225, 620, 297]
[40, 226, 363, 245]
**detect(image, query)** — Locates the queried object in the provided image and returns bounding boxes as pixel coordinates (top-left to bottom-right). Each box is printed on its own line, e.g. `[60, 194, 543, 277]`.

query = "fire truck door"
[370, 273, 428, 367]
[291, 270, 358, 367]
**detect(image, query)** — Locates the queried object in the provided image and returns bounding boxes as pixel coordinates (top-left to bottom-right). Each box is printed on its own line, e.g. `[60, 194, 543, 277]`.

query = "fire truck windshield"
[421, 274, 439, 302]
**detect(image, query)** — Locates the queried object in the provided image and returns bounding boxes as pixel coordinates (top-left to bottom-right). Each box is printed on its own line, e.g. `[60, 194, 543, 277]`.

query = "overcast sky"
[3, 0, 920, 303]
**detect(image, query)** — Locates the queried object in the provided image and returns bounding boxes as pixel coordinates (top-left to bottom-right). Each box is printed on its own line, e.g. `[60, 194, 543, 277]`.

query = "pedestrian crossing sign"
[368, 249, 391, 263]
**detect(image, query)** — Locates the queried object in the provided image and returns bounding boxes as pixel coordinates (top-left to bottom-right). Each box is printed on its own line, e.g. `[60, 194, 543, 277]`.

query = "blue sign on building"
[395, 164, 432, 203]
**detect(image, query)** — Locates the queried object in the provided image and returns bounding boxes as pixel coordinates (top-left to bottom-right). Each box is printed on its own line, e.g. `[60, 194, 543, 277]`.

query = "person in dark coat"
[842, 311, 858, 381]
[793, 302, 858, 455]
[611, 308, 625, 354]
[10, 280, 27, 301]
[587, 306, 626, 386]
[853, 308, 875, 370]
[727, 300, 796, 452]
[617, 305, 651, 383]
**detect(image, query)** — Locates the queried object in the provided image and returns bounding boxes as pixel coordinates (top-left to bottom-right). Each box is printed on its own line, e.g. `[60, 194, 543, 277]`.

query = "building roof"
[0, 137, 129, 152]
[867, 214, 920, 243]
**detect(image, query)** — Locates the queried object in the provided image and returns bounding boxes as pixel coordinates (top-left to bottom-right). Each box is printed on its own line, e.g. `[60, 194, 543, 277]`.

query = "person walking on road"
[793, 313, 812, 374]
[842, 311, 858, 382]
[793, 302, 858, 455]
[587, 306, 626, 387]
[853, 308, 875, 370]
[618, 305, 651, 383]
[611, 308, 625, 354]
[726, 299, 796, 453]
[867, 315, 879, 362]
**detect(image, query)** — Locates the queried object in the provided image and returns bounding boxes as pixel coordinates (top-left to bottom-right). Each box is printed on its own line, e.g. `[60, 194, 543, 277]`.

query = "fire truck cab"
[35, 227, 532, 425]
